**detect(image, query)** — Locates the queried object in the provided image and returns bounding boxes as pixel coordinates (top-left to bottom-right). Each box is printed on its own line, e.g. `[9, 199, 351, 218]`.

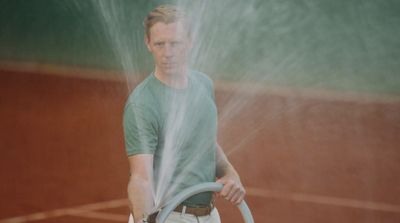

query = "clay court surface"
[1, 66, 400, 222]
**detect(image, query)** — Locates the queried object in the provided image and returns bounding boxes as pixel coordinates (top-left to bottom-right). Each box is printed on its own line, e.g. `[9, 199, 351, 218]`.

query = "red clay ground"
[1, 68, 400, 223]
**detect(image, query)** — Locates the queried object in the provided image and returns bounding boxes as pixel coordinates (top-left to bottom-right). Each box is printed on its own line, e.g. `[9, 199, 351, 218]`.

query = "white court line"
[0, 199, 128, 223]
[246, 187, 400, 213]
[70, 210, 128, 222]
[2, 188, 400, 223]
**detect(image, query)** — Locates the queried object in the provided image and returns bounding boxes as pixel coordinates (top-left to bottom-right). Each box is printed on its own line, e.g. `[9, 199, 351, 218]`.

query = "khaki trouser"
[128, 208, 221, 223]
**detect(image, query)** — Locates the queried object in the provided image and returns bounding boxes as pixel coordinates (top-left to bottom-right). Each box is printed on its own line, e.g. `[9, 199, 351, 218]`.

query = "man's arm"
[215, 143, 246, 205]
[127, 154, 154, 223]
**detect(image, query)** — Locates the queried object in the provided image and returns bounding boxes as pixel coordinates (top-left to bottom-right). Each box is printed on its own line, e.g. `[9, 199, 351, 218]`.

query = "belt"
[147, 203, 214, 223]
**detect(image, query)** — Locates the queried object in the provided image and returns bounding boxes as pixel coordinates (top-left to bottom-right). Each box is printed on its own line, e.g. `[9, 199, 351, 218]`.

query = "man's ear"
[144, 35, 152, 52]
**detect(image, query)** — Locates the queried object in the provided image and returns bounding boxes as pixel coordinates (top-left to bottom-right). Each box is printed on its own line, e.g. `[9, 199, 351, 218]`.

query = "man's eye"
[155, 43, 164, 47]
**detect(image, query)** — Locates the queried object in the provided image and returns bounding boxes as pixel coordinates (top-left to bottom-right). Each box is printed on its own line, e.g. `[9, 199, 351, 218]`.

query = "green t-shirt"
[123, 70, 217, 207]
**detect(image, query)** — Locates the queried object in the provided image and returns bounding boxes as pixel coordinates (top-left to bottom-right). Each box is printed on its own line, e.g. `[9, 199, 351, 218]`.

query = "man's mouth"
[163, 62, 177, 67]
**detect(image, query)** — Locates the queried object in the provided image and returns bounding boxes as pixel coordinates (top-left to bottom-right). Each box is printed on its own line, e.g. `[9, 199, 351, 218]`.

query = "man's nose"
[163, 44, 174, 57]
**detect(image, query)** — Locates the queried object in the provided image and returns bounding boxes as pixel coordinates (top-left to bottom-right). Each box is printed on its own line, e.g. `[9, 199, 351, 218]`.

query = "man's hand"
[216, 173, 246, 205]
[215, 143, 246, 205]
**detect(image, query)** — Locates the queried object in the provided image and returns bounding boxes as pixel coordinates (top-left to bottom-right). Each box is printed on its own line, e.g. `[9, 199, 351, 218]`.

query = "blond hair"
[143, 4, 190, 39]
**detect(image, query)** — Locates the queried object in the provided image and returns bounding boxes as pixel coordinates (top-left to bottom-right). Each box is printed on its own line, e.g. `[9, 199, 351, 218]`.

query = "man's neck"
[154, 68, 188, 89]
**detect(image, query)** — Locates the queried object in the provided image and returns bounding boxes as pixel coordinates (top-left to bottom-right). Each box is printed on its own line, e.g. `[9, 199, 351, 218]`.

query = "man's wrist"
[135, 214, 148, 223]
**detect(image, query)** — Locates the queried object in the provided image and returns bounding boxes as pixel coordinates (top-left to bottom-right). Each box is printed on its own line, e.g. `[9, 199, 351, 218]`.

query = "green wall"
[1, 0, 399, 95]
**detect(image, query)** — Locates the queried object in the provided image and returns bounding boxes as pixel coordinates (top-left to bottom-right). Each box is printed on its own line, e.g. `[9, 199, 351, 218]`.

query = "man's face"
[145, 21, 192, 76]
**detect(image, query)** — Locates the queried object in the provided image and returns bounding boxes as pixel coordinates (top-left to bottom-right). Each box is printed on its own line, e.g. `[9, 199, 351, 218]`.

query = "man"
[124, 4, 245, 223]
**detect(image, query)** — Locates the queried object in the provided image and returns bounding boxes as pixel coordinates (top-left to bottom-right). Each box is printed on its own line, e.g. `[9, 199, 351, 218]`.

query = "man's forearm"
[127, 175, 154, 222]
[216, 144, 239, 179]
[215, 143, 246, 204]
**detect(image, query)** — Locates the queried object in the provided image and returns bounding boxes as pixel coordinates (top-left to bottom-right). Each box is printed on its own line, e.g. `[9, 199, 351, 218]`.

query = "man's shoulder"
[125, 75, 156, 108]
[190, 70, 213, 87]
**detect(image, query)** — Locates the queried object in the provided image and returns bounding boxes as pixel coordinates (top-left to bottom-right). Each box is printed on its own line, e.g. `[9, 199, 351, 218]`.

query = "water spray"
[155, 182, 254, 223]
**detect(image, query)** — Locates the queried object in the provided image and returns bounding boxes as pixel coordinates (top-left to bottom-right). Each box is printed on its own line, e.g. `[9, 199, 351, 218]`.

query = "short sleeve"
[209, 79, 216, 102]
[123, 103, 158, 156]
